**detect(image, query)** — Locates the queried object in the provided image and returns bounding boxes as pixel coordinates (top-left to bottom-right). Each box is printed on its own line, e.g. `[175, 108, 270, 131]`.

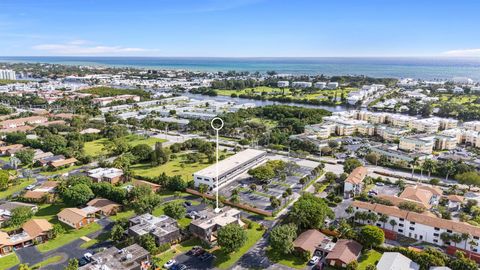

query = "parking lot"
[171, 247, 215, 270]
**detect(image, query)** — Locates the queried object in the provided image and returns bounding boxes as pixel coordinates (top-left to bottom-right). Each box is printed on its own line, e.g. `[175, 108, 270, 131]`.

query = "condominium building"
[376, 126, 409, 142]
[189, 207, 244, 244]
[292, 81, 312, 88]
[193, 149, 267, 190]
[79, 244, 150, 270]
[344, 167, 367, 198]
[387, 114, 416, 128]
[434, 135, 458, 150]
[305, 124, 335, 139]
[326, 82, 339, 89]
[128, 214, 181, 246]
[357, 124, 375, 136]
[314, 82, 327, 89]
[0, 70, 16, 80]
[398, 137, 434, 154]
[277, 81, 289, 88]
[351, 201, 480, 253]
[464, 121, 480, 132]
[410, 118, 440, 134]
[370, 145, 428, 165]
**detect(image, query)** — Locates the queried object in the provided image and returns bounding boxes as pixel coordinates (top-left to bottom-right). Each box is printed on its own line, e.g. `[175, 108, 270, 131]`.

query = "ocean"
[1, 56, 480, 81]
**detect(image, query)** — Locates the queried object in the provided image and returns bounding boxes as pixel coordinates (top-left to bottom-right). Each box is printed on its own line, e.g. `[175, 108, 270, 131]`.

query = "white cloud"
[442, 48, 480, 57]
[32, 41, 157, 56]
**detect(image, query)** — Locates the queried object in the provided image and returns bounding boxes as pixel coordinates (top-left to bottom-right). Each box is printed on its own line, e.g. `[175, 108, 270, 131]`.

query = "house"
[57, 208, 95, 229]
[49, 157, 78, 169]
[0, 144, 23, 156]
[0, 219, 53, 255]
[128, 214, 181, 246]
[325, 239, 363, 268]
[0, 116, 48, 129]
[376, 252, 419, 270]
[88, 167, 124, 184]
[189, 207, 244, 244]
[446, 195, 464, 211]
[23, 181, 58, 202]
[0, 202, 38, 226]
[36, 155, 65, 167]
[133, 179, 161, 192]
[344, 166, 368, 198]
[32, 149, 53, 162]
[398, 185, 442, 209]
[87, 198, 122, 216]
[79, 244, 150, 270]
[293, 229, 333, 256]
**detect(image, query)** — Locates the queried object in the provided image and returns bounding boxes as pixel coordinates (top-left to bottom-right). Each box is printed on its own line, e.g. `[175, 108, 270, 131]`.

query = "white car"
[25, 184, 36, 190]
[83, 252, 93, 261]
[309, 256, 320, 265]
[163, 259, 176, 269]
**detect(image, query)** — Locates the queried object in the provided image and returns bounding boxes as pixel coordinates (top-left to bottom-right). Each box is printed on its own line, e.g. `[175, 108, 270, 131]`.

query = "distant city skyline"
[1, 0, 480, 57]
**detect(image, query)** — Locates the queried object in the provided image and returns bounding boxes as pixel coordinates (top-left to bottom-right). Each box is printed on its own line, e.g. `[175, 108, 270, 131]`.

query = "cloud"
[32, 40, 157, 56]
[442, 48, 480, 57]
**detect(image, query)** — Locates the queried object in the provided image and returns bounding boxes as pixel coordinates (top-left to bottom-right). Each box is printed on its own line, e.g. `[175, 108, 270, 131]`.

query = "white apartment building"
[193, 149, 267, 190]
[434, 135, 458, 150]
[291, 81, 312, 88]
[399, 137, 434, 154]
[357, 124, 375, 136]
[351, 201, 480, 253]
[464, 121, 480, 132]
[314, 82, 327, 89]
[376, 126, 409, 142]
[305, 124, 336, 139]
[387, 114, 416, 128]
[410, 119, 440, 134]
[326, 82, 339, 89]
[452, 86, 464, 94]
[277, 81, 289, 88]
[471, 86, 480, 93]
[0, 70, 16, 80]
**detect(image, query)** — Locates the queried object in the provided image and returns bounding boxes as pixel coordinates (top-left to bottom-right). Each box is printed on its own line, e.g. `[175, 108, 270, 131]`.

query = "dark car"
[78, 257, 90, 267]
[177, 264, 188, 270]
[183, 201, 192, 206]
[194, 248, 206, 256]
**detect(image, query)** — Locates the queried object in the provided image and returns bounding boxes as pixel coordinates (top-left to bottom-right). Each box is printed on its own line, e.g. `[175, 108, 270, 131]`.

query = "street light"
[211, 117, 224, 213]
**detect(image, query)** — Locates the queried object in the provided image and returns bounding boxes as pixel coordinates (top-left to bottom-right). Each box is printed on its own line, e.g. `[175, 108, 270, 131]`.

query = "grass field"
[37, 222, 102, 253]
[266, 248, 308, 269]
[436, 94, 480, 107]
[39, 165, 82, 176]
[110, 210, 135, 222]
[0, 178, 35, 199]
[154, 238, 204, 267]
[0, 253, 20, 270]
[80, 231, 110, 249]
[84, 135, 166, 157]
[131, 153, 211, 181]
[358, 250, 382, 270]
[31, 255, 63, 269]
[212, 222, 265, 269]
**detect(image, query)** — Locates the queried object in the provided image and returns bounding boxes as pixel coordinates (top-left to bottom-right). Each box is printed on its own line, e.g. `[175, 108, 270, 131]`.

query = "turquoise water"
[1, 56, 480, 80]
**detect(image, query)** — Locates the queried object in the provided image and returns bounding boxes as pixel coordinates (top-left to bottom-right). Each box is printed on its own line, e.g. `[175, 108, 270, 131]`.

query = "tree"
[443, 160, 455, 182]
[455, 171, 480, 190]
[357, 225, 385, 249]
[248, 165, 275, 184]
[15, 149, 35, 166]
[270, 196, 281, 209]
[288, 193, 334, 230]
[409, 156, 419, 179]
[6, 206, 33, 227]
[379, 214, 388, 228]
[365, 152, 380, 166]
[449, 251, 478, 270]
[346, 260, 358, 270]
[51, 223, 65, 238]
[0, 170, 9, 190]
[249, 183, 257, 192]
[325, 172, 337, 182]
[140, 234, 158, 254]
[110, 224, 125, 243]
[130, 143, 153, 162]
[422, 159, 437, 178]
[343, 158, 362, 174]
[389, 219, 397, 230]
[131, 193, 162, 214]
[269, 223, 297, 254]
[217, 223, 247, 253]
[167, 175, 187, 191]
[64, 258, 79, 270]
[62, 183, 94, 206]
[365, 264, 377, 270]
[18, 264, 32, 270]
[42, 134, 68, 153]
[163, 201, 187, 219]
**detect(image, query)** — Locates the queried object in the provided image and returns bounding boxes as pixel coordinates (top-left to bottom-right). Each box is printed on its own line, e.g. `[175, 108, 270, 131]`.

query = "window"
[447, 230, 452, 233]
[409, 227, 415, 230]
[410, 221, 416, 225]
[433, 239, 438, 243]
[474, 236, 479, 240]
[398, 229, 403, 233]
[399, 224, 404, 227]
[434, 227, 440, 231]
[400, 218, 404, 221]
[376, 223, 381, 227]
[434, 233, 439, 237]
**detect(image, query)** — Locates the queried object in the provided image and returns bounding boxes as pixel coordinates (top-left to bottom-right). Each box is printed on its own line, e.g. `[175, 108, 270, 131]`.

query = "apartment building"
[314, 82, 327, 89]
[434, 135, 458, 150]
[344, 167, 367, 198]
[327, 82, 339, 89]
[370, 145, 428, 165]
[387, 114, 416, 128]
[88, 167, 125, 184]
[91, 94, 141, 106]
[291, 81, 312, 88]
[351, 201, 480, 253]
[128, 214, 181, 246]
[277, 81, 289, 88]
[79, 244, 150, 270]
[0, 116, 48, 129]
[304, 124, 335, 139]
[193, 149, 266, 190]
[399, 137, 434, 154]
[0, 70, 16, 80]
[464, 121, 480, 132]
[376, 126, 409, 142]
[189, 207, 244, 244]
[357, 124, 375, 136]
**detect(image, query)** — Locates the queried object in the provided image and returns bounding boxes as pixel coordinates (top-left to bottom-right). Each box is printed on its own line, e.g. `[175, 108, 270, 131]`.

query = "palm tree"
[461, 233, 470, 250]
[379, 214, 389, 228]
[389, 219, 397, 231]
[422, 159, 437, 178]
[444, 160, 455, 182]
[468, 240, 478, 258]
[440, 232, 451, 246]
[450, 233, 462, 248]
[410, 157, 419, 180]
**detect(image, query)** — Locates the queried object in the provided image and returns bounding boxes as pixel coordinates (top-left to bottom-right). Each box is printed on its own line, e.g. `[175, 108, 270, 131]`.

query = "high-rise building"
[0, 69, 16, 80]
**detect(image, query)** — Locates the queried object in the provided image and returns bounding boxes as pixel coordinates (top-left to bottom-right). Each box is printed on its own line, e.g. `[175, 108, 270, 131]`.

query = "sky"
[0, 0, 480, 57]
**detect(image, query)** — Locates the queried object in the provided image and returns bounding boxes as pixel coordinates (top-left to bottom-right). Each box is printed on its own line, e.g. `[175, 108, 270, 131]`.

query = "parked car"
[25, 184, 36, 190]
[375, 182, 385, 186]
[164, 259, 176, 269]
[83, 253, 93, 261]
[193, 248, 205, 256]
[309, 256, 320, 265]
[183, 201, 192, 206]
[177, 264, 188, 270]
[200, 253, 215, 261]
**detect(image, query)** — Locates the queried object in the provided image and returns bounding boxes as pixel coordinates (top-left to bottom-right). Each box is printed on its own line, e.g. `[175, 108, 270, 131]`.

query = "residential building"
[452, 86, 464, 94]
[325, 239, 363, 268]
[356, 124, 375, 136]
[410, 118, 440, 134]
[79, 244, 150, 270]
[87, 198, 122, 216]
[193, 149, 266, 190]
[398, 185, 442, 209]
[91, 94, 141, 106]
[0, 69, 16, 80]
[189, 207, 244, 244]
[293, 229, 333, 255]
[57, 208, 95, 229]
[446, 195, 464, 211]
[327, 82, 339, 89]
[0, 144, 23, 156]
[0, 116, 48, 129]
[369, 145, 428, 166]
[471, 86, 480, 93]
[344, 166, 368, 198]
[376, 252, 420, 270]
[36, 154, 65, 166]
[88, 167, 124, 184]
[128, 214, 181, 246]
[0, 202, 38, 226]
[434, 135, 457, 150]
[0, 219, 52, 255]
[23, 181, 58, 202]
[376, 126, 409, 142]
[464, 121, 480, 132]
[133, 179, 161, 192]
[292, 81, 312, 88]
[399, 137, 434, 154]
[49, 157, 78, 169]
[351, 201, 480, 252]
[277, 81, 289, 88]
[314, 82, 327, 89]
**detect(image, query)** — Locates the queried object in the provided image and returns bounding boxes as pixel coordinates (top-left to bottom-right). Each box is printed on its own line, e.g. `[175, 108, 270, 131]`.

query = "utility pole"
[211, 117, 224, 213]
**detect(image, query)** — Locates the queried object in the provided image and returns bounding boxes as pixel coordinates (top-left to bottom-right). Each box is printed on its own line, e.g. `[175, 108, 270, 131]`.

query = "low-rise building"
[376, 252, 419, 270]
[0, 116, 48, 129]
[189, 207, 244, 244]
[399, 137, 434, 154]
[327, 82, 339, 89]
[292, 81, 312, 88]
[0, 202, 38, 226]
[344, 167, 368, 198]
[128, 214, 181, 246]
[87, 198, 122, 216]
[0, 219, 52, 255]
[277, 81, 289, 88]
[23, 181, 58, 202]
[79, 244, 150, 270]
[57, 208, 95, 229]
[88, 167, 124, 184]
[49, 157, 78, 169]
[325, 239, 362, 268]
[314, 82, 327, 89]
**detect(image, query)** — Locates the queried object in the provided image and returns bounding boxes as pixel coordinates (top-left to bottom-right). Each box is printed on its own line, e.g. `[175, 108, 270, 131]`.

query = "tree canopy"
[287, 193, 334, 230]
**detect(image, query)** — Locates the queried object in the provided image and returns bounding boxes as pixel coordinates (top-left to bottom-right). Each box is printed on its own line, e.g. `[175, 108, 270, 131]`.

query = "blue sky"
[0, 0, 479, 57]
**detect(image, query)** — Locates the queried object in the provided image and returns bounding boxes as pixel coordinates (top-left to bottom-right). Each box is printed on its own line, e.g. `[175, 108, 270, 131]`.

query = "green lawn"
[39, 165, 82, 176]
[37, 222, 102, 253]
[34, 203, 66, 221]
[131, 153, 211, 181]
[212, 222, 265, 269]
[110, 210, 135, 222]
[80, 231, 110, 249]
[0, 178, 35, 199]
[31, 255, 63, 269]
[84, 135, 166, 157]
[154, 238, 204, 267]
[154, 249, 177, 268]
[358, 250, 382, 270]
[0, 253, 20, 270]
[266, 248, 308, 269]
[152, 199, 200, 228]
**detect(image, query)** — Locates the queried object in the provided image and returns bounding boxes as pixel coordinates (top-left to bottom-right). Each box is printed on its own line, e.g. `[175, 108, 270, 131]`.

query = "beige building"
[399, 137, 434, 154]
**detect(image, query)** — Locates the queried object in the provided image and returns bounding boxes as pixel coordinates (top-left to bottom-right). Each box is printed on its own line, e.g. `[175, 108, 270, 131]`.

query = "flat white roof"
[194, 149, 266, 179]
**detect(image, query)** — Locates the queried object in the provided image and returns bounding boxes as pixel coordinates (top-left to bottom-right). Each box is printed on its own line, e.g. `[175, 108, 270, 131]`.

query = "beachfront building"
[292, 81, 312, 88]
[193, 149, 267, 190]
[0, 70, 16, 80]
